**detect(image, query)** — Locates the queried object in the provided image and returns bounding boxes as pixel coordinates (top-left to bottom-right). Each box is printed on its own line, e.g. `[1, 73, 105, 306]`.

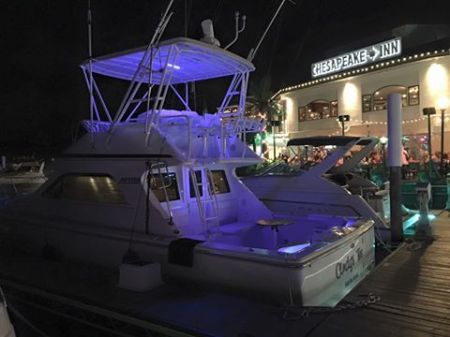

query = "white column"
[387, 94, 402, 167]
[387, 93, 403, 242]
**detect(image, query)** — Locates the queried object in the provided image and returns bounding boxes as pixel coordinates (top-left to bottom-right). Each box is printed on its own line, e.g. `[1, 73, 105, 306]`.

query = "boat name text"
[335, 247, 364, 279]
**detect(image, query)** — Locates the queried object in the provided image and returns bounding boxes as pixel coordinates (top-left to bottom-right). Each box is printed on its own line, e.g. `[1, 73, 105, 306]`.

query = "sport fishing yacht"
[0, 20, 375, 306]
[0, 160, 47, 204]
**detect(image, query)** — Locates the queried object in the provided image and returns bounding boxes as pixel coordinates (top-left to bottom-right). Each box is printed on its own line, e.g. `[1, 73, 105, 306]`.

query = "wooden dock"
[307, 211, 450, 337]
[1, 213, 450, 337]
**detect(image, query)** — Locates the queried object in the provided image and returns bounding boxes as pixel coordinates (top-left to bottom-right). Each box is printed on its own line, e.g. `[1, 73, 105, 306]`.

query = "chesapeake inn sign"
[312, 37, 402, 78]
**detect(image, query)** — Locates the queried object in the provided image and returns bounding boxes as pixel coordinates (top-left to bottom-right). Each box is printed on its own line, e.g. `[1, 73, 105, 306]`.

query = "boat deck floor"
[1, 212, 450, 337]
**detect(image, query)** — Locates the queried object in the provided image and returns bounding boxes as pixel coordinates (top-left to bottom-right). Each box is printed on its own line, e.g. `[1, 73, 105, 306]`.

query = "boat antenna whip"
[87, 0, 96, 146]
[224, 11, 246, 50]
[107, 0, 174, 141]
[247, 0, 292, 62]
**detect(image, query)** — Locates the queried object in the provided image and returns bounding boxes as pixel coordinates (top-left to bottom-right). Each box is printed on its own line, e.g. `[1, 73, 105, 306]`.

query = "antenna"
[87, 0, 97, 145]
[107, 0, 175, 139]
[200, 19, 221, 47]
[224, 11, 246, 50]
[247, 0, 292, 62]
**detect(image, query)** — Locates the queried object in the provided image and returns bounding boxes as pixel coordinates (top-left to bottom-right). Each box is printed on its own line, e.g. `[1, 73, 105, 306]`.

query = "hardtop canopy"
[80, 37, 255, 84]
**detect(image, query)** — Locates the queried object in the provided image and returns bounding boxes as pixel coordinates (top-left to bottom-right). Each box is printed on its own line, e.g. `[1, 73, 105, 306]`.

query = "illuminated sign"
[312, 37, 402, 78]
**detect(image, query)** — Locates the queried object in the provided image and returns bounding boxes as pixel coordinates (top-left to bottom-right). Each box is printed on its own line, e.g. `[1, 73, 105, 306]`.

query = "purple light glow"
[81, 38, 255, 84]
[277, 242, 311, 254]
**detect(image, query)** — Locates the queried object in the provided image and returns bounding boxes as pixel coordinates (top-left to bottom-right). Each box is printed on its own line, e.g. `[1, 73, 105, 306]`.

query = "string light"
[271, 48, 450, 100]
[340, 116, 427, 126]
[327, 116, 429, 136]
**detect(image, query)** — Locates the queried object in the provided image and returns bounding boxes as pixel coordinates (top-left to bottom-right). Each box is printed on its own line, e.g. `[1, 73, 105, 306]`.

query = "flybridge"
[311, 37, 402, 78]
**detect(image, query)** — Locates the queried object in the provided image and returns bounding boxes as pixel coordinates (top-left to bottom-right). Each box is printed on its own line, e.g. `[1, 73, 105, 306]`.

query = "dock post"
[387, 93, 403, 242]
[446, 173, 450, 210]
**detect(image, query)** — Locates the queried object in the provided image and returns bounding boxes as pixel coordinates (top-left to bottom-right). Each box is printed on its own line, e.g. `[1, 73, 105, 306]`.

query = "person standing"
[401, 146, 409, 179]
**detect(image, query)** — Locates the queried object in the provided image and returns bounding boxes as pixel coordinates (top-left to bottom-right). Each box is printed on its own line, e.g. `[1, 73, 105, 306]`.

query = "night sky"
[3, 0, 450, 155]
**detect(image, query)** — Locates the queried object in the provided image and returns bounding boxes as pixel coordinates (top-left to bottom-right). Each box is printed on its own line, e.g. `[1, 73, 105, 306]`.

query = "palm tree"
[247, 74, 284, 158]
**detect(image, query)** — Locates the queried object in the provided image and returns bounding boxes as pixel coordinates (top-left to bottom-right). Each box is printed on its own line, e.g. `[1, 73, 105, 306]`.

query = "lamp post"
[337, 114, 350, 136]
[270, 120, 282, 160]
[437, 97, 449, 175]
[380, 136, 388, 179]
[422, 107, 436, 179]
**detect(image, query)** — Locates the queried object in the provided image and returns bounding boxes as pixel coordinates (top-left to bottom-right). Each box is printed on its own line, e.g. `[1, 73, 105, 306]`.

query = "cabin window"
[42, 174, 127, 204]
[189, 170, 203, 197]
[207, 170, 230, 194]
[149, 172, 180, 202]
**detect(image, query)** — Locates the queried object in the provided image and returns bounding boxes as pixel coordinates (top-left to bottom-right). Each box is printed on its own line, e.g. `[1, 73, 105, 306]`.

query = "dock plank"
[309, 212, 450, 337]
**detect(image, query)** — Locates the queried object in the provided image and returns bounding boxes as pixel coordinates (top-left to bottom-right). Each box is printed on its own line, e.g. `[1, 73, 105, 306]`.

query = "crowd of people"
[268, 145, 450, 183]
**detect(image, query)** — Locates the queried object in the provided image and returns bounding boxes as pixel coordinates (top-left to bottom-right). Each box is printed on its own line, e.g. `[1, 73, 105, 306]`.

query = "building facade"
[272, 43, 450, 161]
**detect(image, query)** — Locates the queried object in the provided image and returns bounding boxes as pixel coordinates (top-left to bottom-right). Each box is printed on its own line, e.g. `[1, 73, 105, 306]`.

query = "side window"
[330, 100, 338, 117]
[298, 106, 307, 121]
[362, 94, 372, 112]
[149, 172, 180, 202]
[299, 100, 338, 121]
[43, 174, 126, 204]
[207, 170, 230, 194]
[189, 170, 203, 197]
[373, 85, 407, 111]
[408, 85, 420, 106]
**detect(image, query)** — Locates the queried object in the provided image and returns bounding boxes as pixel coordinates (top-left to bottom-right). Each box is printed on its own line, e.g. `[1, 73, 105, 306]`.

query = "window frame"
[298, 99, 339, 122]
[148, 171, 181, 202]
[362, 94, 372, 113]
[189, 170, 203, 198]
[372, 85, 409, 111]
[408, 85, 420, 106]
[207, 170, 231, 195]
[298, 106, 307, 121]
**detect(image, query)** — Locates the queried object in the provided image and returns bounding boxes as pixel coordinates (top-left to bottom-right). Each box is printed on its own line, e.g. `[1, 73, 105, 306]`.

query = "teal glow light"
[403, 213, 436, 229]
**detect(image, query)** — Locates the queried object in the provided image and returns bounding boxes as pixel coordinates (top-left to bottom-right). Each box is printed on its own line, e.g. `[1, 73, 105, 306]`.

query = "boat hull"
[0, 214, 374, 307]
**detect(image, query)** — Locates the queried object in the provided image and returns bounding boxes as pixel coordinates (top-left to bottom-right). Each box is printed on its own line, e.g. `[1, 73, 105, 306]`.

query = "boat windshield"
[255, 143, 369, 176]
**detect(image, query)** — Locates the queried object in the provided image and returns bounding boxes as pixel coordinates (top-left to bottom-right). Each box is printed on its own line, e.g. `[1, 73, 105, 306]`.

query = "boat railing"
[81, 113, 263, 162]
[189, 168, 207, 233]
[149, 161, 174, 226]
[204, 169, 220, 234]
[220, 116, 265, 158]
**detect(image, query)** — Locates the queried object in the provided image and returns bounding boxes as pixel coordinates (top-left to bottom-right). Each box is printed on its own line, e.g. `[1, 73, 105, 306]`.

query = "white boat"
[0, 288, 16, 337]
[242, 136, 408, 235]
[0, 33, 374, 306]
[0, 160, 47, 203]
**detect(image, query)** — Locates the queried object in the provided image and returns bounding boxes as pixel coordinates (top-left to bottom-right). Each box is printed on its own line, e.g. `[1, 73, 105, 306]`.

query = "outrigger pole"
[247, 0, 294, 62]
[87, 0, 96, 145]
[107, 0, 175, 140]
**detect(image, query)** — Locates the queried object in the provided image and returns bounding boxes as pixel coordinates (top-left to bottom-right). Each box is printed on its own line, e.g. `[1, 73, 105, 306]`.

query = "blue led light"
[82, 38, 255, 84]
[278, 242, 311, 254]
